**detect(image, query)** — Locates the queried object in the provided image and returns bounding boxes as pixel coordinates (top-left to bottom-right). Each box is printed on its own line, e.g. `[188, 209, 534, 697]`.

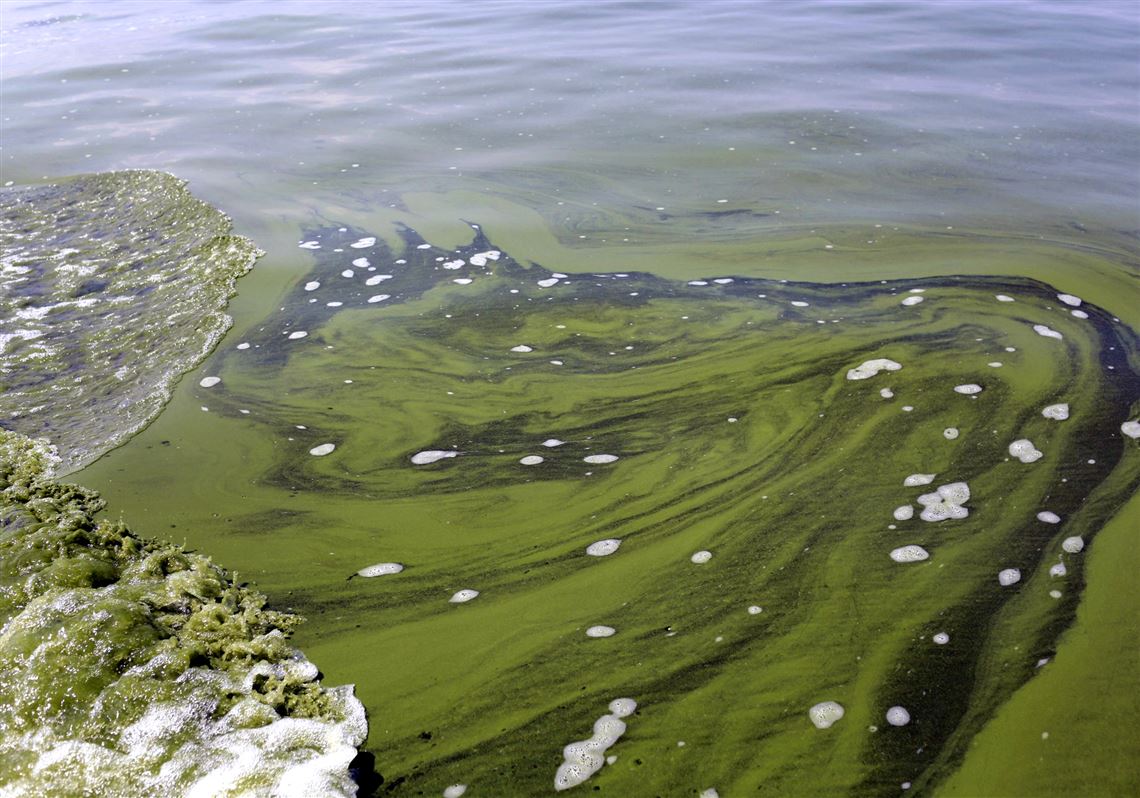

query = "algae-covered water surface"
[3, 1, 1139, 796]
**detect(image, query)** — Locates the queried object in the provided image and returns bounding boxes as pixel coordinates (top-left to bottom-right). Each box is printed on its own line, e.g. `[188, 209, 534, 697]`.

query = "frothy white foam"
[1009, 439, 1043, 463]
[449, 589, 479, 604]
[583, 454, 618, 464]
[886, 706, 911, 726]
[904, 474, 936, 487]
[304, 281, 321, 291]
[690, 550, 713, 564]
[995, 294, 1015, 302]
[299, 241, 320, 249]
[537, 278, 560, 288]
[880, 388, 894, 399]
[900, 296, 924, 306]
[1042, 403, 1069, 421]
[1057, 293, 1082, 307]
[954, 384, 982, 395]
[288, 331, 308, 340]
[519, 455, 544, 465]
[542, 439, 565, 447]
[586, 539, 621, 557]
[411, 450, 458, 465]
[510, 345, 534, 353]
[553, 699, 636, 791]
[943, 428, 959, 440]
[933, 632, 950, 645]
[808, 701, 845, 729]
[1033, 324, 1063, 340]
[747, 605, 763, 615]
[443, 785, 467, 798]
[350, 237, 376, 249]
[1062, 536, 1084, 554]
[586, 625, 616, 638]
[1121, 420, 1140, 439]
[846, 358, 902, 381]
[365, 275, 392, 286]
[309, 443, 336, 456]
[199, 376, 221, 388]
[890, 545, 929, 563]
[1037, 511, 1061, 524]
[367, 294, 391, 303]
[893, 505, 914, 521]
[1050, 562, 1067, 577]
[998, 568, 1021, 586]
[357, 563, 403, 577]
[352, 258, 370, 268]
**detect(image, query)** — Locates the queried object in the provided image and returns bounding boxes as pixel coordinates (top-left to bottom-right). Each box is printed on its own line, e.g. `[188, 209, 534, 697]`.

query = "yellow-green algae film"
[80, 221, 1140, 796]
[0, 430, 367, 796]
[0, 170, 260, 473]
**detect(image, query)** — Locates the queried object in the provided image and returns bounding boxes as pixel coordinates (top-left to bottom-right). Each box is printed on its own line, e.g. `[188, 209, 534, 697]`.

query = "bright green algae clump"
[91, 224, 1138, 796]
[0, 431, 367, 797]
[0, 170, 260, 473]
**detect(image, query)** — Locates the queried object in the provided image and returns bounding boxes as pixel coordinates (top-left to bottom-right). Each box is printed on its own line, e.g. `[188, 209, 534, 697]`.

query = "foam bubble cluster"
[1033, 324, 1063, 340]
[893, 505, 915, 521]
[1009, 439, 1043, 463]
[357, 562, 403, 577]
[691, 550, 713, 564]
[449, 589, 480, 604]
[583, 454, 619, 464]
[1122, 420, 1140, 439]
[998, 568, 1021, 586]
[554, 699, 637, 791]
[890, 545, 930, 563]
[846, 358, 902, 381]
[411, 450, 459, 465]
[808, 701, 845, 729]
[886, 706, 911, 726]
[904, 474, 936, 487]
[1042, 403, 1069, 421]
[916, 481, 970, 522]
[586, 625, 616, 638]
[1062, 536, 1085, 554]
[954, 384, 983, 395]
[586, 539, 621, 557]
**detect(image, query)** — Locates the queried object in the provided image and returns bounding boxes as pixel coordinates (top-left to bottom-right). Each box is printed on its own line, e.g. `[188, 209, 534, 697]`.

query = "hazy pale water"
[2, 1, 1139, 796]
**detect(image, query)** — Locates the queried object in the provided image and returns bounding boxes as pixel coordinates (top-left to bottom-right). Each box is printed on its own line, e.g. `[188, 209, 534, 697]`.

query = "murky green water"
[2, 1, 1138, 796]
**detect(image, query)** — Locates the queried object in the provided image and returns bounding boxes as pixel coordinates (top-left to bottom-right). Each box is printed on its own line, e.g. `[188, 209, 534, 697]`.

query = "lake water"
[2, 1, 1138, 796]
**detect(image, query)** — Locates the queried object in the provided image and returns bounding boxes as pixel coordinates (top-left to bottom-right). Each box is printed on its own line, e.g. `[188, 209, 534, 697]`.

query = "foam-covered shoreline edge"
[1, 170, 261, 474]
[0, 432, 368, 795]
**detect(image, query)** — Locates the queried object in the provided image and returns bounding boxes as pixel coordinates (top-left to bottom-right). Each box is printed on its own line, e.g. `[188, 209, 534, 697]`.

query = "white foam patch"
[365, 275, 392, 286]
[520, 455, 544, 465]
[893, 505, 914, 521]
[510, 345, 534, 353]
[1062, 536, 1084, 554]
[299, 241, 321, 249]
[443, 259, 465, 270]
[586, 539, 621, 557]
[1071, 309, 1089, 319]
[367, 294, 391, 303]
[236, 342, 250, 350]
[537, 278, 560, 288]
[1037, 511, 1061, 524]
[688, 280, 709, 286]
[1050, 562, 1067, 577]
[747, 605, 763, 615]
[916, 481, 970, 522]
[352, 258, 369, 268]
[1009, 439, 1043, 463]
[411, 450, 458, 465]
[304, 281, 321, 291]
[900, 296, 924, 306]
[554, 699, 636, 791]
[586, 626, 616, 638]
[808, 701, 845, 729]
[890, 545, 929, 563]
[933, 632, 950, 645]
[880, 388, 894, 399]
[288, 331, 308, 340]
[846, 358, 902, 381]
[1121, 419, 1140, 439]
[199, 376, 221, 388]
[954, 384, 982, 395]
[583, 454, 618, 464]
[468, 251, 500, 267]
[341, 269, 355, 278]
[449, 589, 479, 604]
[309, 443, 336, 456]
[1042, 403, 1069, 421]
[443, 785, 467, 798]
[995, 294, 1015, 302]
[1057, 293, 1082, 307]
[350, 237, 376, 249]
[690, 550, 712, 564]
[357, 563, 403, 578]
[713, 278, 734, 284]
[998, 568, 1021, 586]
[886, 706, 911, 727]
[904, 474, 936, 487]
[452, 278, 473, 285]
[542, 439, 565, 447]
[1033, 324, 1063, 340]
[943, 427, 959, 440]
[699, 790, 720, 798]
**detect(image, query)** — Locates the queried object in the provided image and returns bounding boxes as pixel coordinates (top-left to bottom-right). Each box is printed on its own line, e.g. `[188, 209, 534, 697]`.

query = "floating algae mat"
[0, 171, 260, 473]
[0, 431, 366, 796]
[78, 222, 1140, 795]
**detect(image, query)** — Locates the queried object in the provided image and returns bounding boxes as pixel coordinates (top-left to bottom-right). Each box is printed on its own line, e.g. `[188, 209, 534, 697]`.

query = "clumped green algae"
[0, 430, 367, 797]
[0, 170, 260, 473]
[83, 223, 1139, 795]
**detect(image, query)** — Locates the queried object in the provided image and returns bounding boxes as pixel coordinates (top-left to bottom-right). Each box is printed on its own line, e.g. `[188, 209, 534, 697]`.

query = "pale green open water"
[2, 1, 1139, 796]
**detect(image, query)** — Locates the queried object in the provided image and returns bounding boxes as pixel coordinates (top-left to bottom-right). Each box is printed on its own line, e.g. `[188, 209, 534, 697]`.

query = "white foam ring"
[554, 699, 636, 790]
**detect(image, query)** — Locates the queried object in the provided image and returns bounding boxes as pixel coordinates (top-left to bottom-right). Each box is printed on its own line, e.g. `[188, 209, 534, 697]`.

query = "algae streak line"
[0, 430, 367, 797]
[0, 171, 260, 473]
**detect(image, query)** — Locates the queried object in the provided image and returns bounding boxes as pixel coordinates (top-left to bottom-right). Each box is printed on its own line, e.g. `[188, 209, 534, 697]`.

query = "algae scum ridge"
[167, 222, 1137, 795]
